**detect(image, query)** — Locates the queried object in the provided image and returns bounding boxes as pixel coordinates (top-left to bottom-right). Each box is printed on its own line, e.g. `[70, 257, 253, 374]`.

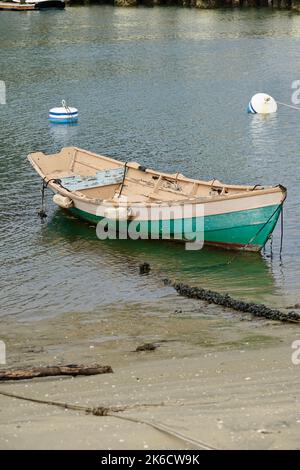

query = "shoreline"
[1, 296, 300, 449]
[65, 1, 300, 12]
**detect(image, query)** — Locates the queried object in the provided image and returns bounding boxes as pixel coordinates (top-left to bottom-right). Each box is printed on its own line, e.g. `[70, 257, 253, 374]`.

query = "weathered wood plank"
[60, 167, 124, 191]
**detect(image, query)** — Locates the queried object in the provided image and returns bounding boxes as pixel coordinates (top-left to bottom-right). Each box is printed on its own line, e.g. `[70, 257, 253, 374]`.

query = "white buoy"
[247, 93, 277, 114]
[49, 100, 79, 123]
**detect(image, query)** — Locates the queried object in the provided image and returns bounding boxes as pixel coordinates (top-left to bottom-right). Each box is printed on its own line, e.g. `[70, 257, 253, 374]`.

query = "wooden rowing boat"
[28, 147, 286, 251]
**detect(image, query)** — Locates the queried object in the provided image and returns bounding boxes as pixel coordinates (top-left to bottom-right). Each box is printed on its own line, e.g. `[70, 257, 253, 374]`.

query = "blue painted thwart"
[60, 168, 124, 191]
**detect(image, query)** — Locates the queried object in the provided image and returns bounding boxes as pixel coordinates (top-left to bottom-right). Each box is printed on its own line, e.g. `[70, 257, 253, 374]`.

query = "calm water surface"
[0, 7, 299, 319]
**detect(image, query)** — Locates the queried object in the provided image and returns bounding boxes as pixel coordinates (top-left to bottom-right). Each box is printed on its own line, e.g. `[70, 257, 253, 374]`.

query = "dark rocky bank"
[167, 280, 300, 323]
[67, 0, 300, 12]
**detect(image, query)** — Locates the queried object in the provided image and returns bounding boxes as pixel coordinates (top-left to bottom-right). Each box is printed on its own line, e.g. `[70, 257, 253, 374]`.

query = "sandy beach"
[1, 294, 300, 450]
[2, 3, 300, 454]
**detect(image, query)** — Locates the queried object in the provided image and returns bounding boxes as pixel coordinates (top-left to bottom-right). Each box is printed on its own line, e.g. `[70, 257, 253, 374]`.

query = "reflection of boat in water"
[0, 0, 65, 10]
[46, 209, 278, 305]
[29, 147, 286, 252]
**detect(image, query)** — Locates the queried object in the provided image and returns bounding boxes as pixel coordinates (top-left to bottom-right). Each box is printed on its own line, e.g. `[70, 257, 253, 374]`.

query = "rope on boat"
[117, 161, 128, 198]
[0, 389, 216, 450]
[280, 206, 284, 257]
[163, 279, 300, 323]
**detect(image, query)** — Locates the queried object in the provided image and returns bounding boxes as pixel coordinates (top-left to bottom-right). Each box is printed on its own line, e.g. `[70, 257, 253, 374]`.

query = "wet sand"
[1, 294, 300, 449]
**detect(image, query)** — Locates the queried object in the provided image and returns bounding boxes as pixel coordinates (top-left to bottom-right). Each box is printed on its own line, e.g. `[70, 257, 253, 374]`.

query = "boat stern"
[203, 185, 287, 252]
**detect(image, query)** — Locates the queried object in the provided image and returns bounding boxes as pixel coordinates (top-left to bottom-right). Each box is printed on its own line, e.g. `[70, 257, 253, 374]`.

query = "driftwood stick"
[0, 364, 113, 381]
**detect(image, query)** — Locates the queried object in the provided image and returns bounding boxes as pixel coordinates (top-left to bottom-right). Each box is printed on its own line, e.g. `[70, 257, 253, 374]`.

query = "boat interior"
[28, 147, 269, 204]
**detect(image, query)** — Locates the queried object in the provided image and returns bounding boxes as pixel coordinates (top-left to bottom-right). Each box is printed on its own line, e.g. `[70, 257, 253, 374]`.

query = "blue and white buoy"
[49, 100, 79, 124]
[247, 93, 277, 115]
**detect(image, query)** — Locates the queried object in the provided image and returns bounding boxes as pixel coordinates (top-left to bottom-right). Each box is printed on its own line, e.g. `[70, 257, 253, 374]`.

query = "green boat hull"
[68, 203, 282, 252]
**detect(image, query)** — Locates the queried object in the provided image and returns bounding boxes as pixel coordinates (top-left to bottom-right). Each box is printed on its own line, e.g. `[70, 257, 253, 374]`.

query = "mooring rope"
[38, 177, 70, 219]
[0, 390, 216, 450]
[277, 100, 300, 111]
[189, 200, 285, 273]
[113, 413, 215, 450]
[38, 177, 48, 219]
[223, 200, 285, 269]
